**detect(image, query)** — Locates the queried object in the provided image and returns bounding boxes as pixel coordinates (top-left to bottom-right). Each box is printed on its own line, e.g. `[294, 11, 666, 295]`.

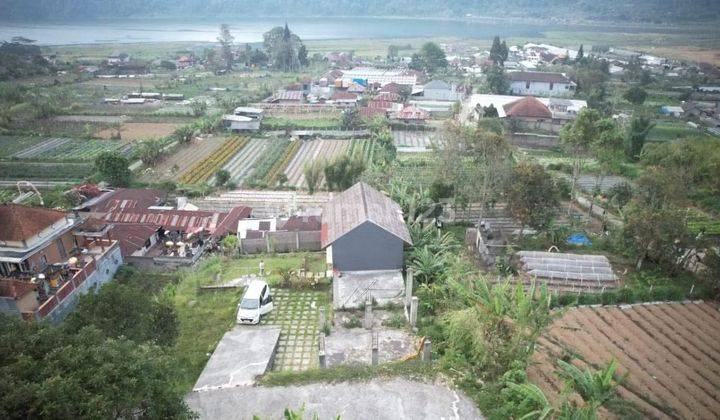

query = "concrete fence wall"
[509, 133, 559, 149]
[239, 231, 322, 255]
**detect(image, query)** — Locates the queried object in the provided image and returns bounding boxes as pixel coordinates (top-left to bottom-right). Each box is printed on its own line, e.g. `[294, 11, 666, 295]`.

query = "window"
[549, 82, 554, 90]
[259, 221, 271, 231]
[525, 81, 530, 89]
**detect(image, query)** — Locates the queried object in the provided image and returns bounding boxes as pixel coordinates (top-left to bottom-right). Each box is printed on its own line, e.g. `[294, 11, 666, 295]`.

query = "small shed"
[321, 182, 412, 272]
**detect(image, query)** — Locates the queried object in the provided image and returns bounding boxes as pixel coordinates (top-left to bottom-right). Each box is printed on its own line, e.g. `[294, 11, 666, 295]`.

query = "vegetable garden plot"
[284, 139, 351, 187]
[392, 130, 441, 151]
[10, 137, 72, 159]
[245, 139, 291, 186]
[529, 302, 720, 420]
[28, 139, 128, 161]
[347, 139, 376, 164]
[139, 136, 226, 183]
[0, 161, 94, 181]
[180, 136, 249, 185]
[222, 138, 270, 184]
[1, 136, 59, 159]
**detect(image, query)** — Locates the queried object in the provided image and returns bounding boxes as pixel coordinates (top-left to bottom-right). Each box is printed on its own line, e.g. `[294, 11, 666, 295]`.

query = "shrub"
[342, 315, 362, 329]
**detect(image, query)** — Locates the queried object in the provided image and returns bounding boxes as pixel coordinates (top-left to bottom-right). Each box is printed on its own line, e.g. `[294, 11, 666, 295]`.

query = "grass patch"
[258, 360, 437, 387]
[168, 253, 327, 391]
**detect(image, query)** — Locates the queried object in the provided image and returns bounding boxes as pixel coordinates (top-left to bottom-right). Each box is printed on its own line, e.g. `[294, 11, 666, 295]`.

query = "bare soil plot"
[139, 136, 226, 182]
[222, 138, 269, 184]
[284, 139, 351, 188]
[82, 77, 163, 89]
[95, 122, 181, 141]
[528, 301, 720, 419]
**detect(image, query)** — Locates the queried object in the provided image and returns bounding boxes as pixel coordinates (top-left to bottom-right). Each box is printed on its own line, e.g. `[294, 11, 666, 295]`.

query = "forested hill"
[2, 0, 719, 24]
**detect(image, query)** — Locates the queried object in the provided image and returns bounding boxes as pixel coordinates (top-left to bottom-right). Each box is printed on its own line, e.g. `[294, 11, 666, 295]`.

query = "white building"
[340, 67, 417, 86]
[422, 80, 464, 101]
[508, 72, 576, 97]
[223, 107, 263, 131]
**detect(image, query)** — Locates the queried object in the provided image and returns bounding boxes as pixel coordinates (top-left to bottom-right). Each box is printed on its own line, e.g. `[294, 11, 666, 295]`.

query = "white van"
[236, 280, 274, 324]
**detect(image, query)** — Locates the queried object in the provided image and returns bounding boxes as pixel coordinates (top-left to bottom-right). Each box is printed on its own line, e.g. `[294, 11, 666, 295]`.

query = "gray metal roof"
[321, 182, 412, 248]
[424, 80, 452, 90]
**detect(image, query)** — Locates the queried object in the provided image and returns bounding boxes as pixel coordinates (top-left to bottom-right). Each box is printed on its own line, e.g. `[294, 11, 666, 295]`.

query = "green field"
[647, 120, 707, 142]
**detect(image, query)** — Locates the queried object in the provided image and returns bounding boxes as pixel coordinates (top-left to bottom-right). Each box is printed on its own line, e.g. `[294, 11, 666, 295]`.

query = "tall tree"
[559, 108, 617, 204]
[623, 86, 648, 105]
[576, 44, 585, 61]
[217, 23, 235, 71]
[95, 151, 131, 187]
[410, 42, 447, 74]
[440, 122, 512, 223]
[625, 114, 654, 160]
[263, 24, 304, 71]
[506, 162, 560, 236]
[485, 64, 509, 94]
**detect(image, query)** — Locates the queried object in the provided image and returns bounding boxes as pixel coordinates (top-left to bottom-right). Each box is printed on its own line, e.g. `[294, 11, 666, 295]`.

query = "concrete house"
[0, 204, 123, 323]
[508, 71, 575, 97]
[224, 107, 263, 131]
[422, 80, 464, 101]
[321, 182, 412, 272]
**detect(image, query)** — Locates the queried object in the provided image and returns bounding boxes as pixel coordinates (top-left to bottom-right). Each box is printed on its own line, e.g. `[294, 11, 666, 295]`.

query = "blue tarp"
[567, 233, 591, 246]
[352, 78, 368, 87]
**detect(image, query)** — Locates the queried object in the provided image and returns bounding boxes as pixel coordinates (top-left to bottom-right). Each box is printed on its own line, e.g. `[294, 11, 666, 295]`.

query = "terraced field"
[222, 138, 270, 184]
[23, 139, 129, 160]
[392, 130, 441, 151]
[284, 139, 351, 188]
[529, 301, 720, 419]
[348, 139, 376, 163]
[0, 161, 94, 181]
[139, 136, 226, 183]
[1, 137, 56, 158]
[180, 136, 249, 184]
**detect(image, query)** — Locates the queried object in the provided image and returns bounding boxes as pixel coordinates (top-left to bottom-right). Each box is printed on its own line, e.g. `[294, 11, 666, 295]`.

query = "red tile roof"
[103, 206, 251, 238]
[359, 107, 387, 119]
[110, 224, 160, 257]
[503, 96, 553, 118]
[330, 92, 358, 101]
[281, 216, 321, 232]
[368, 100, 394, 110]
[374, 92, 402, 103]
[397, 106, 429, 120]
[86, 188, 166, 213]
[379, 82, 403, 94]
[0, 204, 68, 242]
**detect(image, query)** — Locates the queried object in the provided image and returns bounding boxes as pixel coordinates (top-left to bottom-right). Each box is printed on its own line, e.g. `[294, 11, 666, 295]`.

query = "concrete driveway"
[192, 326, 281, 391]
[186, 378, 483, 419]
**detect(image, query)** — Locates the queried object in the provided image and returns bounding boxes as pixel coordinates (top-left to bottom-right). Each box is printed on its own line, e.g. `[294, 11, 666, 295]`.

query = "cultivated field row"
[284, 139, 351, 187]
[529, 301, 720, 419]
[222, 138, 270, 184]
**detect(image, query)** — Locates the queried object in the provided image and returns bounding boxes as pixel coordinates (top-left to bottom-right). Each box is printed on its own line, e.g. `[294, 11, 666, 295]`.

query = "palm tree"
[409, 246, 447, 284]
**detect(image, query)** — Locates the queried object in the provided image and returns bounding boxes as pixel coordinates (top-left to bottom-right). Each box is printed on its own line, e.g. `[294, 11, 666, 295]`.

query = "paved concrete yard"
[259, 289, 324, 372]
[186, 378, 483, 419]
[192, 326, 281, 391]
[325, 328, 417, 367]
[333, 270, 405, 309]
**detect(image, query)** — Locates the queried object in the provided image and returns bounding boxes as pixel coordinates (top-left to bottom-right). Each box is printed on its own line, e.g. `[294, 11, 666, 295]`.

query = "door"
[259, 286, 273, 314]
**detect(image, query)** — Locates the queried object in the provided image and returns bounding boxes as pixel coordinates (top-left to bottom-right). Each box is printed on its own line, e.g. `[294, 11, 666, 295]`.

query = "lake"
[0, 17, 684, 46]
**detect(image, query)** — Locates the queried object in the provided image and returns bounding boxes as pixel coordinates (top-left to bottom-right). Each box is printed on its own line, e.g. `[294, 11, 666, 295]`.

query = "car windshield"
[240, 298, 259, 310]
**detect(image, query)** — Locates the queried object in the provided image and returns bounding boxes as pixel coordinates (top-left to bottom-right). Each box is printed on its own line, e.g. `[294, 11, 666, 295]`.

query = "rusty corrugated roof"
[321, 182, 411, 248]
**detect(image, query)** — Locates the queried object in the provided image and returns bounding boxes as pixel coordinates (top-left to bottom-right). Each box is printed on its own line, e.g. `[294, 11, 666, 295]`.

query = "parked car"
[236, 280, 274, 324]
